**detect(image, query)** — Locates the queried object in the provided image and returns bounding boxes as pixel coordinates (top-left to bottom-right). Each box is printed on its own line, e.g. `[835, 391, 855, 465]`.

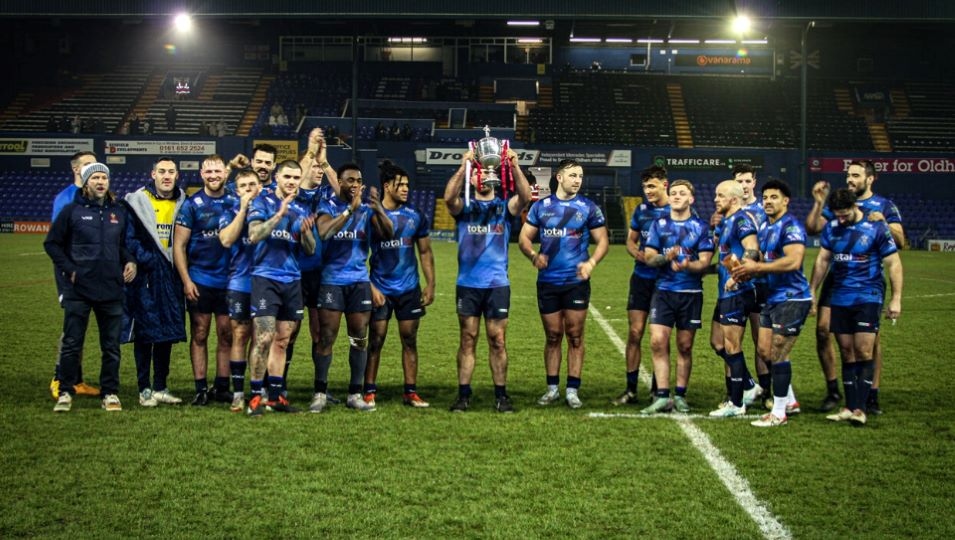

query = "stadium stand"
[886, 82, 955, 152]
[795, 79, 875, 151]
[527, 72, 676, 146]
[0, 65, 153, 134]
[681, 77, 796, 149]
[141, 66, 263, 137]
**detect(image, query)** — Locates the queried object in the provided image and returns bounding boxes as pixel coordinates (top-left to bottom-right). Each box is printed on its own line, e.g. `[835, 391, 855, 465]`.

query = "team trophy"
[465, 125, 512, 205]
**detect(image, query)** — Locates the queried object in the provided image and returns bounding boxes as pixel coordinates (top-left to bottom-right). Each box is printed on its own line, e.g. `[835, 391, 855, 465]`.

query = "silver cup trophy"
[473, 125, 504, 189]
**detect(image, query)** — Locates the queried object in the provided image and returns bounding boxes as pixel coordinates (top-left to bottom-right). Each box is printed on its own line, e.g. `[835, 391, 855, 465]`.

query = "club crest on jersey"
[109, 212, 119, 224]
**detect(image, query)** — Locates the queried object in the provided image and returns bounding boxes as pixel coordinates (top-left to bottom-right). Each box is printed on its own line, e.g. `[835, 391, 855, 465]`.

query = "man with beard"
[709, 180, 761, 418]
[47, 163, 137, 412]
[363, 161, 436, 409]
[805, 160, 903, 414]
[229, 143, 278, 193]
[122, 156, 187, 407]
[173, 155, 236, 405]
[809, 188, 902, 426]
[49, 150, 100, 399]
[311, 163, 393, 413]
[245, 160, 317, 416]
[519, 159, 608, 409]
[444, 149, 531, 413]
[731, 179, 812, 426]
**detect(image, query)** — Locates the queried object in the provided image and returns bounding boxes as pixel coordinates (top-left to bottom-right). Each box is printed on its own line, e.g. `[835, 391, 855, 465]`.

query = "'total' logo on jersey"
[541, 227, 581, 239]
[467, 223, 504, 235]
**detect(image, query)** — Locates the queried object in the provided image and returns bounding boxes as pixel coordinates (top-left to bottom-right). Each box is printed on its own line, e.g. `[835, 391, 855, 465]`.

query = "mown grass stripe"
[589, 304, 792, 540]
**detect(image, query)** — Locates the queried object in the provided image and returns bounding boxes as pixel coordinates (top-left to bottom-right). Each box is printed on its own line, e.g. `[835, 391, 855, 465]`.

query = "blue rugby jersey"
[370, 204, 430, 296]
[760, 213, 812, 304]
[822, 193, 902, 224]
[295, 184, 332, 272]
[247, 191, 311, 284]
[820, 217, 897, 306]
[629, 202, 670, 280]
[717, 210, 758, 299]
[645, 214, 714, 292]
[219, 204, 255, 293]
[527, 194, 606, 285]
[317, 195, 374, 286]
[52, 185, 79, 221]
[454, 198, 512, 288]
[715, 200, 765, 245]
[175, 190, 236, 288]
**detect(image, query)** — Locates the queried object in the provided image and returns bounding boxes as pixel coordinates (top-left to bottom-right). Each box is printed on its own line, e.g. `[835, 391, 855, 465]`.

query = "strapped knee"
[348, 335, 368, 350]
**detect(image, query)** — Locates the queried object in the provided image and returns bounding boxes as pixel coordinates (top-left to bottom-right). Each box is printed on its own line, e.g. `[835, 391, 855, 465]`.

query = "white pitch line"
[916, 277, 955, 286]
[907, 292, 955, 299]
[18, 251, 46, 257]
[589, 412, 763, 420]
[588, 305, 792, 540]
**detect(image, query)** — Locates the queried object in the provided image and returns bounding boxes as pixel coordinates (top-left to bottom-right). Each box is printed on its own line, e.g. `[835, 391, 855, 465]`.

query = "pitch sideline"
[588, 304, 793, 540]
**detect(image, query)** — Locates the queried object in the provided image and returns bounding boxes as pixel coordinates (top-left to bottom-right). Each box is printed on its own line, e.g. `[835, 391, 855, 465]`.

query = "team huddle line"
[44, 133, 902, 425]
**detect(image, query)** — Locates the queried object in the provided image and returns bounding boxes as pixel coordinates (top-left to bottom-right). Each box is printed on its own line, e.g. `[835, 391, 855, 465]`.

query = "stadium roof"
[1, 0, 953, 21]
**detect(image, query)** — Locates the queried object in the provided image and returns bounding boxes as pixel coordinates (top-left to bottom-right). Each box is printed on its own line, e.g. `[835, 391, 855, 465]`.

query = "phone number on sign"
[158, 144, 210, 153]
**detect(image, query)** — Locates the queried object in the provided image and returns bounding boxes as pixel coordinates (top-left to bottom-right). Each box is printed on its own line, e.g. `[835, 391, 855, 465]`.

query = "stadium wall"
[2, 134, 953, 199]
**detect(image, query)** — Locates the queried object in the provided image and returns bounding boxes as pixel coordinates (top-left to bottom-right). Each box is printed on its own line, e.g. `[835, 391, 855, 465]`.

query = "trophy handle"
[465, 141, 474, 207]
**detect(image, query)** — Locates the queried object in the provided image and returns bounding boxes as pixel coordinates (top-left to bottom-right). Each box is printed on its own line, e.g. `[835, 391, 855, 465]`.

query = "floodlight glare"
[174, 13, 192, 32]
[732, 15, 751, 34]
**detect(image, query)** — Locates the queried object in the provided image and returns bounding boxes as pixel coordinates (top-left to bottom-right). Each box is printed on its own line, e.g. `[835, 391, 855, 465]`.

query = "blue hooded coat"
[121, 182, 187, 344]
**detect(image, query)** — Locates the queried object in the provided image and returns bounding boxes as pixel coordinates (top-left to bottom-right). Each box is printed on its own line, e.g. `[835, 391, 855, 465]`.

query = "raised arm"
[317, 188, 361, 240]
[505, 149, 532, 216]
[805, 180, 830, 235]
[444, 150, 473, 216]
[299, 215, 316, 256]
[248, 194, 292, 244]
[219, 194, 253, 248]
[368, 187, 394, 240]
[301, 128, 340, 194]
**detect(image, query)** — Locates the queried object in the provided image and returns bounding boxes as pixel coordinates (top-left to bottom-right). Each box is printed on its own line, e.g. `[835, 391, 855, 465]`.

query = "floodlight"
[732, 15, 751, 34]
[174, 13, 192, 33]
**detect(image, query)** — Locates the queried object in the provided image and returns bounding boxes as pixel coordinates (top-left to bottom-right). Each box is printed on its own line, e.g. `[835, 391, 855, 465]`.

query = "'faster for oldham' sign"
[810, 157, 955, 174]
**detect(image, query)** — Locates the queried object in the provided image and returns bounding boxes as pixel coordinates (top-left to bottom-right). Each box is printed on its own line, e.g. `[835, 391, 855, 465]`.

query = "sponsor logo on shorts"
[690, 319, 701, 324]
[361, 300, 372, 305]
[572, 299, 586, 305]
[411, 308, 423, 314]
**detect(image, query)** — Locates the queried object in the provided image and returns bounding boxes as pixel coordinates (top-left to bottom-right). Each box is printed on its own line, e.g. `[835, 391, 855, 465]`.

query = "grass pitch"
[1, 234, 954, 538]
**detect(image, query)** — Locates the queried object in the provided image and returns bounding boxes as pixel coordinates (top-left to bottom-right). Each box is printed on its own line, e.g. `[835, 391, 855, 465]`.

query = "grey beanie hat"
[80, 162, 110, 186]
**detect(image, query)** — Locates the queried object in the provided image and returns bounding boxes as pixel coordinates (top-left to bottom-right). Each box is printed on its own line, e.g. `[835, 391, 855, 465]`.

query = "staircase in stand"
[237, 75, 273, 136]
[867, 122, 893, 152]
[666, 82, 694, 148]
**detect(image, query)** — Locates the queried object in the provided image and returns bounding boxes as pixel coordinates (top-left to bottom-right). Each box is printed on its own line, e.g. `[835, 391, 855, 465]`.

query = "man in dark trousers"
[45, 163, 138, 412]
